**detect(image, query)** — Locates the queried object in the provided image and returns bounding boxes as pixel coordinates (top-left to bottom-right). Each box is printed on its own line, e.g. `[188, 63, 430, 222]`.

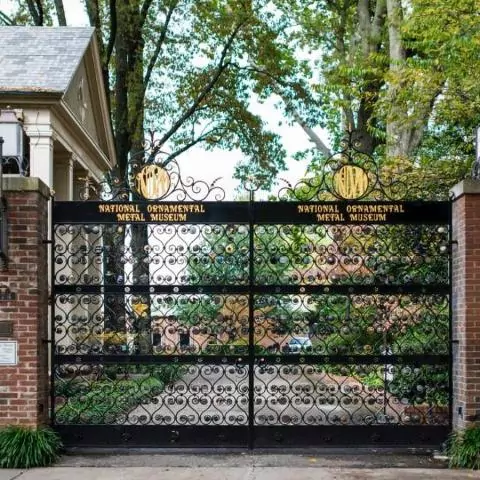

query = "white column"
[29, 135, 54, 188]
[53, 152, 74, 201]
[23, 110, 54, 189]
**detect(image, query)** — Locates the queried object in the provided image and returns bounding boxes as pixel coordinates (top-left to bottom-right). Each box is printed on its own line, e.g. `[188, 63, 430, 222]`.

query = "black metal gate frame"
[51, 197, 452, 448]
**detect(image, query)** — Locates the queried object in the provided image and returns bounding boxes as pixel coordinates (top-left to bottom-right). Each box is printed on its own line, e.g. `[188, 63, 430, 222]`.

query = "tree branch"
[105, 0, 117, 67]
[357, 0, 371, 55]
[139, 0, 154, 31]
[26, 0, 42, 25]
[54, 0, 67, 26]
[129, 1, 177, 134]
[143, 2, 176, 90]
[386, 0, 406, 66]
[154, 21, 246, 151]
[238, 64, 332, 157]
[162, 128, 223, 165]
[86, 0, 102, 44]
[35, 0, 43, 25]
[372, 0, 387, 42]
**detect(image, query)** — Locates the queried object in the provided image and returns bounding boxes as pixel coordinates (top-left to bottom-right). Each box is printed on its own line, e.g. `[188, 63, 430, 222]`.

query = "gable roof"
[0, 26, 95, 93]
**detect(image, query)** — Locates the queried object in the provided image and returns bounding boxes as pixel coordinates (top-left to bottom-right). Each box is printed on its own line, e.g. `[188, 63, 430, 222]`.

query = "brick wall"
[452, 179, 480, 429]
[0, 177, 49, 427]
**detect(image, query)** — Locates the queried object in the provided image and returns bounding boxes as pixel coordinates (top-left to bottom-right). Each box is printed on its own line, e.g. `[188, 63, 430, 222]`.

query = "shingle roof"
[0, 26, 94, 93]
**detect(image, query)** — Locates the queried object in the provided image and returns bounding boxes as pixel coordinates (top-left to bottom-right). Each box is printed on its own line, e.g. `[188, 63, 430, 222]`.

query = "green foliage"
[55, 377, 162, 424]
[0, 425, 62, 468]
[388, 365, 449, 406]
[175, 223, 296, 327]
[55, 364, 186, 424]
[448, 427, 480, 469]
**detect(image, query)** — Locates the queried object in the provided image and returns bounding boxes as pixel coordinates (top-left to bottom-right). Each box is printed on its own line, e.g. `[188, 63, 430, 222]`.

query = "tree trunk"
[114, 0, 131, 176]
[385, 0, 411, 158]
[54, 0, 67, 26]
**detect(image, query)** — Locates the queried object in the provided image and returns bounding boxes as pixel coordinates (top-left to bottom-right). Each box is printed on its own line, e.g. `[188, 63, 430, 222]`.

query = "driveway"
[125, 363, 404, 426]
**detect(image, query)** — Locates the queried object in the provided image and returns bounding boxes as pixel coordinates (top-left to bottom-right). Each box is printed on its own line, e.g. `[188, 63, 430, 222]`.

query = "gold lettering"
[348, 213, 387, 222]
[146, 204, 205, 215]
[298, 204, 340, 214]
[149, 213, 187, 222]
[316, 213, 345, 222]
[116, 213, 146, 221]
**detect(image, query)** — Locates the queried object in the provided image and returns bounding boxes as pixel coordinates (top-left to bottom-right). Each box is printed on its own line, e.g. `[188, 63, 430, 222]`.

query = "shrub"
[0, 425, 62, 468]
[55, 377, 163, 424]
[448, 427, 480, 469]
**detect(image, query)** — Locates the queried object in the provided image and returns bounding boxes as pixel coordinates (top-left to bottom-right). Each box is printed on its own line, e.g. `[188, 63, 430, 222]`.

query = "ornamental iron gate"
[51, 135, 451, 448]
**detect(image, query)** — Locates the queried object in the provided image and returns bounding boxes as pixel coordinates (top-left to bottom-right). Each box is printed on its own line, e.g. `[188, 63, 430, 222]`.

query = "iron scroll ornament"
[277, 132, 421, 202]
[84, 139, 226, 202]
[80, 131, 437, 203]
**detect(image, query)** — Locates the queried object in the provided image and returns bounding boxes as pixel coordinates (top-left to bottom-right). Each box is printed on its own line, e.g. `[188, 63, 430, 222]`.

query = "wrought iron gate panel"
[51, 140, 452, 448]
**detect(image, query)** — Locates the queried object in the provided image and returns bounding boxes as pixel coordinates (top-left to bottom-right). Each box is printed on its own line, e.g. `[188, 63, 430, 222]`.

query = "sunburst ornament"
[134, 164, 171, 200]
[333, 164, 369, 200]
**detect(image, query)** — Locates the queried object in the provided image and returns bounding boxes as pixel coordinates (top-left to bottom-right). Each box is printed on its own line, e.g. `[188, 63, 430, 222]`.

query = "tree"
[259, 0, 479, 170]
[5, 0, 298, 182]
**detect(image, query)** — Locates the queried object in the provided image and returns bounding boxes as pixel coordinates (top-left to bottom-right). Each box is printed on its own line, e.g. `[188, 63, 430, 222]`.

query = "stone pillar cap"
[2, 175, 50, 199]
[451, 179, 480, 199]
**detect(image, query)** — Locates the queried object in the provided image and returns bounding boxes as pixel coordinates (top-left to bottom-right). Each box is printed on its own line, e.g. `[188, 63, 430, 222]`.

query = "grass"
[447, 427, 480, 469]
[0, 425, 62, 468]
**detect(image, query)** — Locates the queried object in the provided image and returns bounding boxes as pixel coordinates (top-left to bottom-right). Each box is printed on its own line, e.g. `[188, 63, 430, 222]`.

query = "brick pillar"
[0, 177, 50, 427]
[452, 179, 480, 430]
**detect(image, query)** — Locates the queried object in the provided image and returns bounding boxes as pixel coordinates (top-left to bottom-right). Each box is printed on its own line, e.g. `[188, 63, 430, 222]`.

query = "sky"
[0, 0, 330, 199]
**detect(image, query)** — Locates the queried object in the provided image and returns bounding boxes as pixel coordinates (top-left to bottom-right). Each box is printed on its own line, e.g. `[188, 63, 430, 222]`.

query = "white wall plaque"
[0, 341, 17, 366]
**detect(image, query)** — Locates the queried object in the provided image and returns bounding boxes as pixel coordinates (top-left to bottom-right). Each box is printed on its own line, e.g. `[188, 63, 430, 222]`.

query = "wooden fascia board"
[85, 36, 117, 166]
[0, 91, 62, 106]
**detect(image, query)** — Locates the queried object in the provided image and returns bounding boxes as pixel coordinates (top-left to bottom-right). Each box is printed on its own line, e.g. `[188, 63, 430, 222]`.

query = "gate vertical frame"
[248, 189, 255, 450]
[49, 196, 56, 427]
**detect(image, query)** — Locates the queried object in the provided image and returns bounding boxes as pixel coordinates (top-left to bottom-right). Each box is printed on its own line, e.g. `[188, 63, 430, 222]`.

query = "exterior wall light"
[0, 109, 26, 175]
[0, 109, 27, 269]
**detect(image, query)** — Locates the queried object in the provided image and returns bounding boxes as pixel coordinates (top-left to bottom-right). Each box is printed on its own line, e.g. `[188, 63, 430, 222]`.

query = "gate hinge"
[42, 339, 53, 344]
[43, 239, 53, 244]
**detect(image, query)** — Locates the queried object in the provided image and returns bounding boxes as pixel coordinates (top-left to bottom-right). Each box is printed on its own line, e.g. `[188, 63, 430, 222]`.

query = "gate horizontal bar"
[53, 284, 450, 296]
[53, 425, 249, 448]
[252, 284, 450, 295]
[53, 200, 450, 225]
[253, 425, 450, 448]
[53, 285, 251, 295]
[53, 201, 250, 224]
[254, 201, 450, 225]
[54, 354, 450, 366]
[252, 354, 450, 365]
[52, 424, 449, 448]
[54, 354, 249, 365]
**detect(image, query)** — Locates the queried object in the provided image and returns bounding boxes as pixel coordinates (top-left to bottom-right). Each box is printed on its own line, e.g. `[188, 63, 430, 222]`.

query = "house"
[0, 26, 116, 196]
